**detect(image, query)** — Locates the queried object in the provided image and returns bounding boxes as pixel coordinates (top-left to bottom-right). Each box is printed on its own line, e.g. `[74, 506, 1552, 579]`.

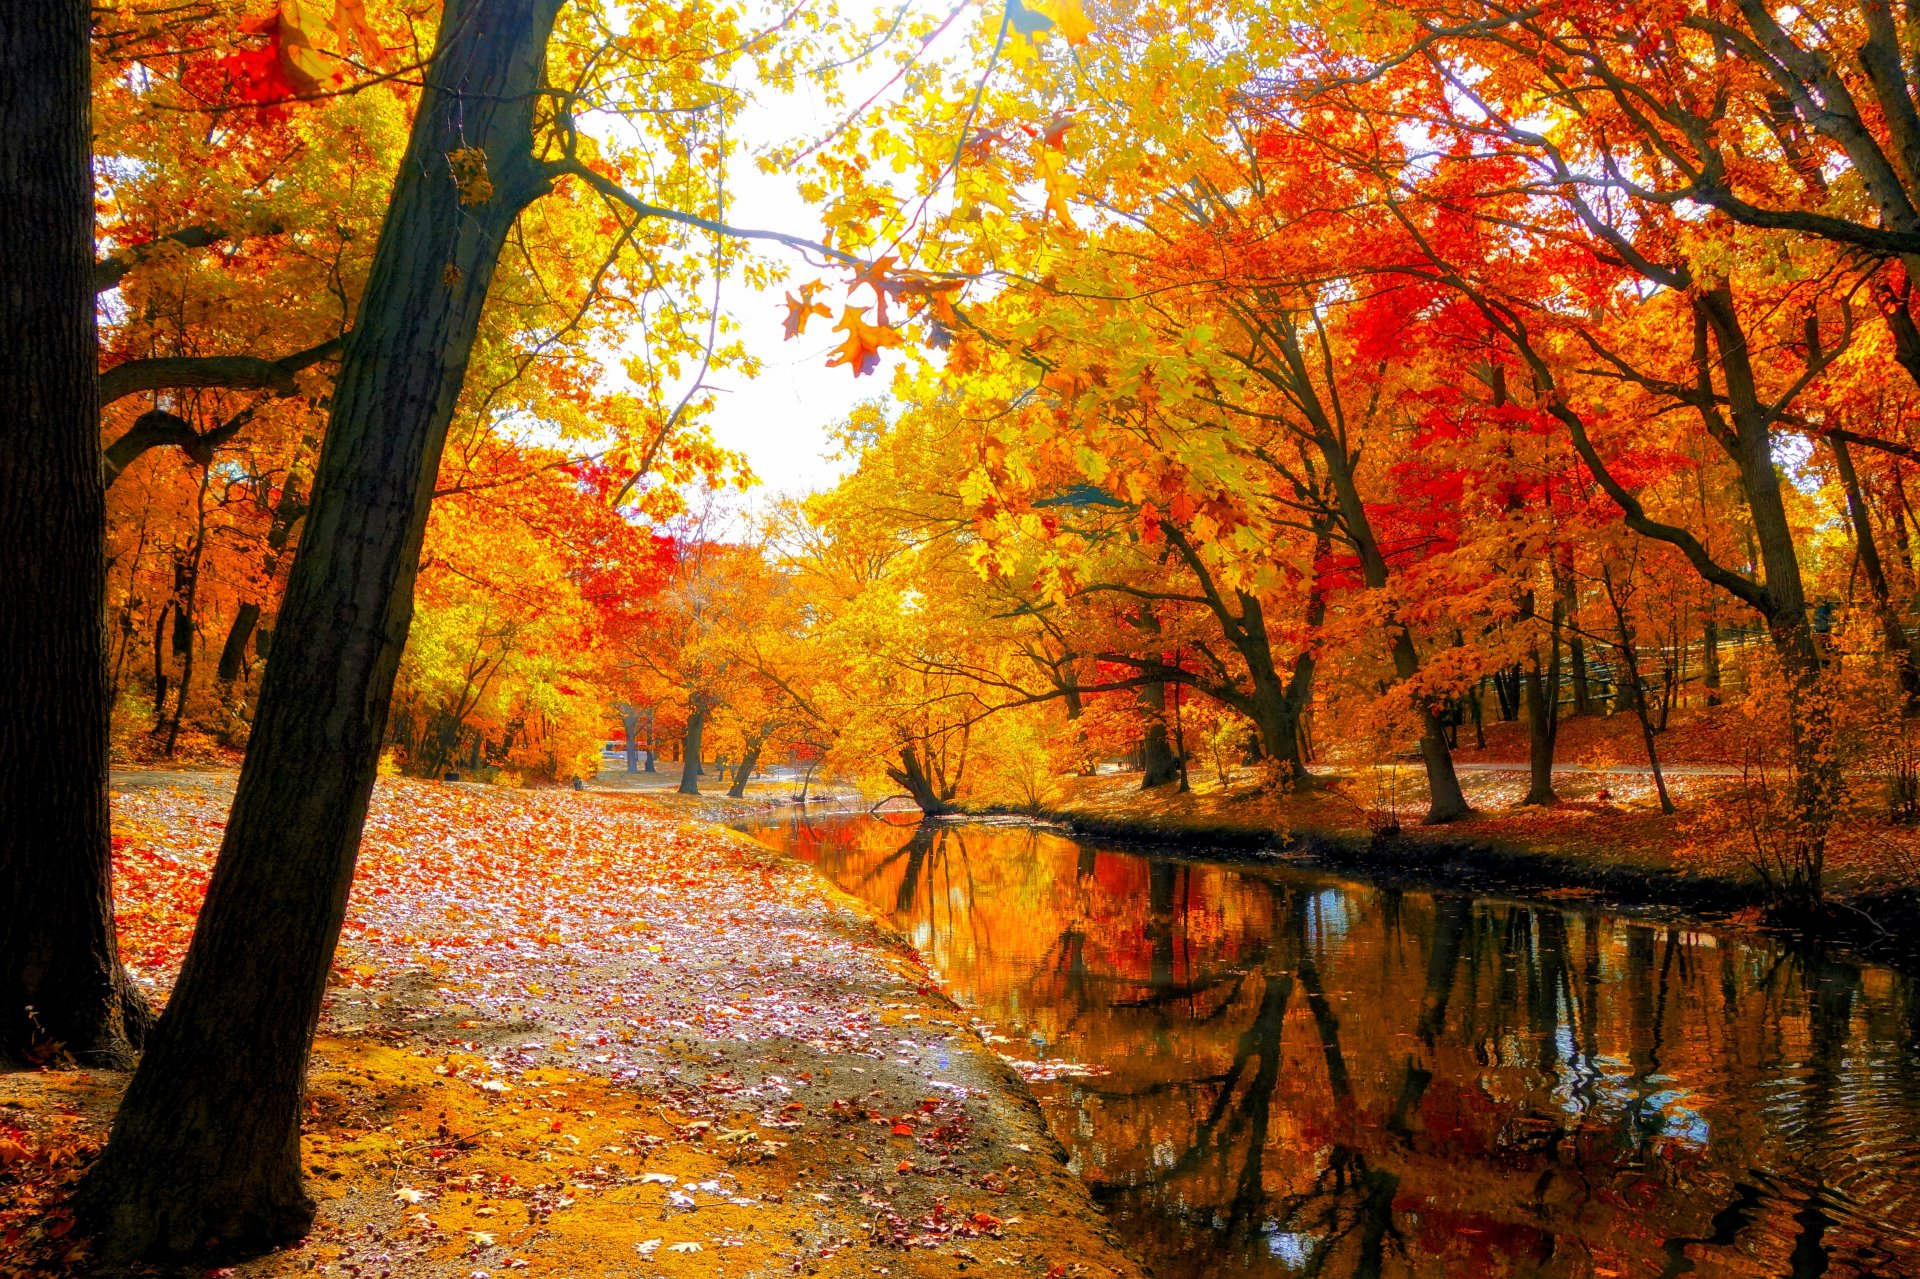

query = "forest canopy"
[7, 0, 1920, 1265]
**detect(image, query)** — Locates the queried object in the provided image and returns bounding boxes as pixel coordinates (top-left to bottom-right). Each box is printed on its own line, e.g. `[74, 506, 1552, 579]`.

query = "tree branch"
[93, 225, 231, 294]
[103, 403, 261, 487]
[100, 334, 345, 407]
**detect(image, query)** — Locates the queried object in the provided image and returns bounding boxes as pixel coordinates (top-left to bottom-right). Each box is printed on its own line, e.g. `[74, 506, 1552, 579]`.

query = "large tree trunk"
[615, 703, 644, 774]
[1137, 679, 1180, 787]
[727, 738, 763, 798]
[215, 602, 262, 685]
[80, 0, 562, 1260]
[678, 708, 706, 795]
[215, 476, 306, 688]
[887, 743, 956, 815]
[1569, 632, 1592, 714]
[0, 0, 150, 1068]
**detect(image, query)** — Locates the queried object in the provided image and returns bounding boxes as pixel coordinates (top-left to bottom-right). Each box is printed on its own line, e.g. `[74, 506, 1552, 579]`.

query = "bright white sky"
[695, 147, 876, 501]
[648, 13, 911, 505]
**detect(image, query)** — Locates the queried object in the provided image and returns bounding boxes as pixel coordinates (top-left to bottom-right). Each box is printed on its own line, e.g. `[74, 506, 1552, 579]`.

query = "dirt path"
[1, 776, 1144, 1279]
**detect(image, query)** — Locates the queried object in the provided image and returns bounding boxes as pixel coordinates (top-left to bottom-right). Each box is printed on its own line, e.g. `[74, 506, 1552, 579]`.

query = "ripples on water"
[740, 813, 1920, 1279]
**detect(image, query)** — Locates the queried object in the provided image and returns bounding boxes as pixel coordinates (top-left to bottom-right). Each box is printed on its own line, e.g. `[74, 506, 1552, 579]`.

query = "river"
[737, 811, 1920, 1279]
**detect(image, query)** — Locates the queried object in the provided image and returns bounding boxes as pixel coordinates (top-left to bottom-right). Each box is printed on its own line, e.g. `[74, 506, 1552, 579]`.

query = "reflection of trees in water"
[1076, 881, 1428, 1277]
[1078, 886, 1915, 1277]
[751, 816, 1920, 1278]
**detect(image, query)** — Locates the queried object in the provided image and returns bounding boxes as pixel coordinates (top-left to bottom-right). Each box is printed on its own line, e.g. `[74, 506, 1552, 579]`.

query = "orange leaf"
[826, 306, 904, 378]
[781, 284, 832, 340]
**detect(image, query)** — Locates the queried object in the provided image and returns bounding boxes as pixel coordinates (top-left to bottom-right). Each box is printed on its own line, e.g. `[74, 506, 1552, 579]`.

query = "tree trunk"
[1137, 679, 1180, 787]
[728, 739, 762, 799]
[1491, 665, 1521, 720]
[151, 603, 170, 717]
[614, 702, 644, 774]
[678, 708, 706, 795]
[216, 476, 305, 687]
[1702, 616, 1722, 705]
[886, 743, 955, 815]
[1570, 633, 1591, 715]
[0, 0, 150, 1069]
[1600, 566, 1674, 815]
[1400, 626, 1473, 823]
[216, 602, 262, 685]
[80, 0, 562, 1260]
[1831, 437, 1920, 710]
[1522, 594, 1564, 807]
[1309, 414, 1468, 823]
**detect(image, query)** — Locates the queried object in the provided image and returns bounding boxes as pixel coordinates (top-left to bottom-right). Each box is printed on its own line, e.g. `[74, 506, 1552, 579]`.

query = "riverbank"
[1, 774, 1143, 1278]
[991, 768, 1920, 976]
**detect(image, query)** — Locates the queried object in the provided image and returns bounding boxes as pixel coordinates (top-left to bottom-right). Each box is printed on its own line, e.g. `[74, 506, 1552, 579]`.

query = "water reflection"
[744, 814, 1920, 1279]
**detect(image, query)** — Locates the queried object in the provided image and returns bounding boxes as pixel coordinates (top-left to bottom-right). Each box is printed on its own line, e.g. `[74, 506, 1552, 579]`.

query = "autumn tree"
[0, 0, 151, 1068]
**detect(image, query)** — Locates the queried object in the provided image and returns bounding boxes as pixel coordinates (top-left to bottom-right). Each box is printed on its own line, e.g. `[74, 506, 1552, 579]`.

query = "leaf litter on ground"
[0, 775, 1142, 1279]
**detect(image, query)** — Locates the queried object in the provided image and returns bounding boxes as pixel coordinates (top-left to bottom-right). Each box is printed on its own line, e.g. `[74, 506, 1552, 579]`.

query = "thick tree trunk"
[678, 709, 706, 795]
[614, 703, 644, 774]
[0, 0, 151, 1068]
[151, 603, 170, 717]
[216, 477, 305, 688]
[728, 739, 762, 798]
[1137, 680, 1180, 787]
[216, 602, 262, 685]
[1400, 630, 1473, 824]
[1491, 666, 1522, 720]
[1701, 616, 1722, 705]
[886, 743, 955, 815]
[1237, 582, 1319, 786]
[80, 0, 562, 1260]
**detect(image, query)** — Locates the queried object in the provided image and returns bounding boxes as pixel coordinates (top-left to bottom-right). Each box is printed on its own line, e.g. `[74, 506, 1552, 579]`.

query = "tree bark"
[614, 702, 644, 774]
[1137, 679, 1180, 787]
[215, 603, 262, 685]
[887, 743, 956, 815]
[678, 707, 707, 795]
[1306, 389, 1469, 822]
[0, 0, 150, 1068]
[80, 0, 562, 1260]
[1155, 526, 1321, 785]
[728, 738, 762, 798]
[1702, 616, 1722, 704]
[1521, 593, 1564, 807]
[1570, 632, 1592, 714]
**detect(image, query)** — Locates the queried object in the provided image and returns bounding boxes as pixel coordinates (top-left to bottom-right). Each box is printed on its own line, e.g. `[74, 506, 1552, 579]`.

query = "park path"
[2, 774, 1144, 1279]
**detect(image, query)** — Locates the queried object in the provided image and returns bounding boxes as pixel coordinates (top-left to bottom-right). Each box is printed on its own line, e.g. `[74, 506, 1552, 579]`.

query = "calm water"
[739, 812, 1920, 1279]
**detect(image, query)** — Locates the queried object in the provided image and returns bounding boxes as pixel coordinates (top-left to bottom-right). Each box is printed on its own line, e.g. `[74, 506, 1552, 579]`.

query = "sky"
[636, 11, 914, 505]
[610, 0, 1003, 509]
[684, 151, 878, 501]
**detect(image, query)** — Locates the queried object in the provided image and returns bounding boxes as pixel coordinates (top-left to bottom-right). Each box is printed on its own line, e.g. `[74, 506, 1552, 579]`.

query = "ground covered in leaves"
[1045, 724, 1920, 904]
[1, 774, 1144, 1279]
